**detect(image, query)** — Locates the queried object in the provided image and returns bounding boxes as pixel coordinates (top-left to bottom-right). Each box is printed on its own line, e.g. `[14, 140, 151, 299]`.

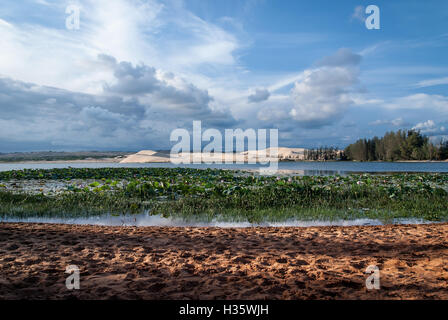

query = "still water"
[1, 213, 439, 228]
[0, 161, 448, 175]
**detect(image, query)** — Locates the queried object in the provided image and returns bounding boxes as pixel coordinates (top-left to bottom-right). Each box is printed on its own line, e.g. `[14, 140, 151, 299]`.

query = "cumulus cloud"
[414, 120, 436, 131]
[255, 49, 362, 128]
[3, 1, 446, 151]
[289, 68, 358, 127]
[102, 58, 160, 96]
[0, 52, 238, 151]
[248, 88, 270, 103]
[0, 0, 242, 97]
[412, 120, 447, 136]
[0, 1, 376, 150]
[0, 77, 151, 150]
[100, 55, 237, 125]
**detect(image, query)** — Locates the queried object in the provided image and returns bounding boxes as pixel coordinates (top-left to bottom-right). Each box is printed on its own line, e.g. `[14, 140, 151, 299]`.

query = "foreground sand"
[0, 222, 447, 300]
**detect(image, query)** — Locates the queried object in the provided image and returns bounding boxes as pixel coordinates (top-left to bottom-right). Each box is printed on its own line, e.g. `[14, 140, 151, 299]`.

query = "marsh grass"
[0, 168, 447, 222]
[151, 188, 447, 222]
[0, 190, 149, 218]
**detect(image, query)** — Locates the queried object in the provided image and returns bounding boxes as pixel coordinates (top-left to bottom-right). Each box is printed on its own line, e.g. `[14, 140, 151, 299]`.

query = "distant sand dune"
[120, 147, 307, 163]
[119, 150, 171, 163]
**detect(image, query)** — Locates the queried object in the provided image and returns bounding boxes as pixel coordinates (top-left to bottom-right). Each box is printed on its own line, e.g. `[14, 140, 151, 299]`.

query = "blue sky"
[0, 0, 447, 151]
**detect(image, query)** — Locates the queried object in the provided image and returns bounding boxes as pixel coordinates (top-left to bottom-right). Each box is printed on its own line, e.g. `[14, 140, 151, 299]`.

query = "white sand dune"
[120, 147, 307, 163]
[119, 150, 171, 163]
[243, 147, 306, 160]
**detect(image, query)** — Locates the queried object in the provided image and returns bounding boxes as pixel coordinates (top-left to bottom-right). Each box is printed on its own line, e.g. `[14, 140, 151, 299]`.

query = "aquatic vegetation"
[0, 168, 447, 222]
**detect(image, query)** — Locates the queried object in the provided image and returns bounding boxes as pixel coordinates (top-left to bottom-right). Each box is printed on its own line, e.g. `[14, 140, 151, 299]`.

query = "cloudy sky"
[0, 0, 447, 152]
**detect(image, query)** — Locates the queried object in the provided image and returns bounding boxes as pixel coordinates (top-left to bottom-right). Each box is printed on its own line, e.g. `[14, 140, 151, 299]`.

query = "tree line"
[304, 147, 344, 161]
[344, 130, 448, 161]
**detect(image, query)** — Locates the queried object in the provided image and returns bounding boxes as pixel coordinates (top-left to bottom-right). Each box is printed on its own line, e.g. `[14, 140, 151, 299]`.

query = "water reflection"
[1, 213, 439, 228]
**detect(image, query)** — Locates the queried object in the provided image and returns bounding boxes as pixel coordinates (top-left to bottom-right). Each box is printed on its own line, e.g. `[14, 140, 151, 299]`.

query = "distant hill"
[0, 151, 132, 163]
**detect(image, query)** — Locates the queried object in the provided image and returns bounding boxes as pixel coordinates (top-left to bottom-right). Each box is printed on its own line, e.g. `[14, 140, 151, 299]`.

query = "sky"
[0, 0, 447, 152]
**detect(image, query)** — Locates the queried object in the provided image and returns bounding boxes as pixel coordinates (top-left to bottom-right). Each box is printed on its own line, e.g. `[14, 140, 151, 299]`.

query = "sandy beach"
[0, 222, 447, 300]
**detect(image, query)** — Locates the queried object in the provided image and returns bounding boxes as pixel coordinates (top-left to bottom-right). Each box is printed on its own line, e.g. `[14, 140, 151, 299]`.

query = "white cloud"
[288, 66, 357, 126]
[384, 93, 448, 112]
[0, 0, 243, 151]
[369, 118, 408, 127]
[267, 73, 305, 92]
[3, 2, 446, 150]
[0, 0, 242, 96]
[413, 120, 436, 131]
[99, 54, 236, 123]
[412, 120, 447, 136]
[256, 49, 362, 128]
[416, 77, 448, 88]
[0, 61, 237, 151]
[0, 18, 13, 28]
[351, 96, 384, 106]
[351, 5, 365, 23]
[34, 0, 52, 6]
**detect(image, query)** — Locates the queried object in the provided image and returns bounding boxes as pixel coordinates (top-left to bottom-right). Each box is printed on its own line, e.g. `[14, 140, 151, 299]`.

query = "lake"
[0, 161, 447, 175]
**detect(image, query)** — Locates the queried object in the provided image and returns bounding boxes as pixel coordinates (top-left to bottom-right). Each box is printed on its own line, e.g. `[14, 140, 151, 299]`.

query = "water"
[1, 213, 439, 228]
[0, 161, 448, 175]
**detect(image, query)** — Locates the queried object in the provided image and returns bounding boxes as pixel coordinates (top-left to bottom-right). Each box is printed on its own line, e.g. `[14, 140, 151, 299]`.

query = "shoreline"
[0, 158, 123, 164]
[0, 159, 447, 165]
[1, 217, 443, 228]
[1, 222, 447, 299]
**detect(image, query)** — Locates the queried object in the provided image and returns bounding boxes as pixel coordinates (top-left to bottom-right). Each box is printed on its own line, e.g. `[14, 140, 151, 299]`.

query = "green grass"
[0, 167, 447, 222]
[0, 191, 148, 218]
